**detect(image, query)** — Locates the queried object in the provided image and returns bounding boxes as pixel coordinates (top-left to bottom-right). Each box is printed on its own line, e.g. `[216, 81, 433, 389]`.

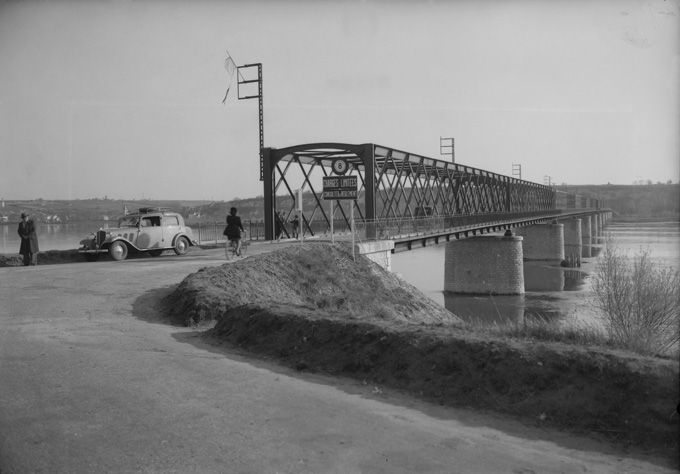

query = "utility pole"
[512, 163, 521, 180]
[544, 175, 552, 186]
[237, 63, 264, 181]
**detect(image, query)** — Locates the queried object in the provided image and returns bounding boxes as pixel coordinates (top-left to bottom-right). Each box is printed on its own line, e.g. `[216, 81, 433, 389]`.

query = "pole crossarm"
[261, 143, 603, 241]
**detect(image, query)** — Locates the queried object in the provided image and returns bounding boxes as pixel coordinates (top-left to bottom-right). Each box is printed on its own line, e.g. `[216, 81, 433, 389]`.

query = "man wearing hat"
[17, 213, 39, 266]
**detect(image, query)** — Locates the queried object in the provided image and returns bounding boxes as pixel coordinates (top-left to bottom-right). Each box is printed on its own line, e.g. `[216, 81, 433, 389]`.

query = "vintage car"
[79, 207, 197, 262]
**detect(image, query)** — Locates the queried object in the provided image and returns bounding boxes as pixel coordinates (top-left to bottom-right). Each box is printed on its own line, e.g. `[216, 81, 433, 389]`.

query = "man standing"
[291, 214, 300, 239]
[17, 213, 39, 266]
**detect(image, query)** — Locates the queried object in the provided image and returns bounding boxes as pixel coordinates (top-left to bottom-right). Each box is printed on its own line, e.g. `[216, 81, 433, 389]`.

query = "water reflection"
[444, 261, 592, 324]
[444, 294, 524, 324]
[444, 293, 577, 325]
[563, 269, 588, 291]
[523, 263, 564, 291]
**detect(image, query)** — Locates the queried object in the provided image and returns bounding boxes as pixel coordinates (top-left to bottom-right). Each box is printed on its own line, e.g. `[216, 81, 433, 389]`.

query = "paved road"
[0, 243, 674, 474]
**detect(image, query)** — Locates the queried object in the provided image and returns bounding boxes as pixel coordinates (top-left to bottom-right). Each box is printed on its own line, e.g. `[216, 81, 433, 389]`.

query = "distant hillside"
[0, 199, 214, 224]
[2, 183, 678, 224]
[180, 184, 680, 222]
[554, 183, 679, 217]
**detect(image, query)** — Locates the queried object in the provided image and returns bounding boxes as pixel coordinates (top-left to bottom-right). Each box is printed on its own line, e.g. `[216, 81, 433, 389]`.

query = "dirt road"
[0, 244, 674, 473]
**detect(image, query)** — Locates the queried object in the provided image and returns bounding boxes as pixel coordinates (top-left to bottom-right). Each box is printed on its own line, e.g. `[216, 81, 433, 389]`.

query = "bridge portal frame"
[261, 143, 570, 241]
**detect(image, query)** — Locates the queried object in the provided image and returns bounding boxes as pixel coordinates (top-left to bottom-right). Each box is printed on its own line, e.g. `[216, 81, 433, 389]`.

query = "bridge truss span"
[372, 145, 556, 217]
[261, 143, 602, 241]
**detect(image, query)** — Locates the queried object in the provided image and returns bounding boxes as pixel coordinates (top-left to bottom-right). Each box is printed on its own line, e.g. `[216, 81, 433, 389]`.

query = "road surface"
[0, 243, 674, 473]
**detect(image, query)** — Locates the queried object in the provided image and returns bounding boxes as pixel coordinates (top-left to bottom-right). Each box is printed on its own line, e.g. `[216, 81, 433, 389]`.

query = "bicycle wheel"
[226, 240, 236, 260]
[240, 239, 248, 256]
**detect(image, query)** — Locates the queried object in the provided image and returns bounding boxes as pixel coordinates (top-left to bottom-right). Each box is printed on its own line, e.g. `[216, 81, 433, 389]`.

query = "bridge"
[260, 142, 608, 251]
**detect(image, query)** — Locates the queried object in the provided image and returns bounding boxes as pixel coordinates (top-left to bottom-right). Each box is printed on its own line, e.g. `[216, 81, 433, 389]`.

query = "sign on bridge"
[322, 176, 358, 200]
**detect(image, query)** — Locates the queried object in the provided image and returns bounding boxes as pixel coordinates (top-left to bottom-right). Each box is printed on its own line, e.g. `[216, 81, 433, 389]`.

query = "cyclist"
[224, 207, 245, 257]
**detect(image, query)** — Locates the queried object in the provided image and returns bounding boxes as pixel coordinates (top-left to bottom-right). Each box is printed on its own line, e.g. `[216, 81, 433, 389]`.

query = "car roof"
[137, 207, 173, 214]
[124, 208, 179, 218]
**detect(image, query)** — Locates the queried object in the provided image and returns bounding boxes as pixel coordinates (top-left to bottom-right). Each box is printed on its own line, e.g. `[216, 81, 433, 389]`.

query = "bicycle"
[226, 231, 248, 260]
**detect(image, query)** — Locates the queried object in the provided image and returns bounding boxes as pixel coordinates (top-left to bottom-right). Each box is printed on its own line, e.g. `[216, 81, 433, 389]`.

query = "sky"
[1, 0, 678, 201]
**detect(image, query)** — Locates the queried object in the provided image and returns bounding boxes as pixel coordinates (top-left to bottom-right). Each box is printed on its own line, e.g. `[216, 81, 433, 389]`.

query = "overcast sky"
[1, 0, 678, 201]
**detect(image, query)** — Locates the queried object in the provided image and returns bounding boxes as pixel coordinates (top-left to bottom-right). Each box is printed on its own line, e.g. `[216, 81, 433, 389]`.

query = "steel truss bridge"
[261, 143, 604, 244]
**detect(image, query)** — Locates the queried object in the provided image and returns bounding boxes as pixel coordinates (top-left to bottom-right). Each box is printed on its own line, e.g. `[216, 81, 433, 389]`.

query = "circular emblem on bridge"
[331, 158, 349, 175]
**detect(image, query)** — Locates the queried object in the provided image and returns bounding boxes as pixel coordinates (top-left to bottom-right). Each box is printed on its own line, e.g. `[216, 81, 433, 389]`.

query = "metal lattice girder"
[261, 143, 592, 240]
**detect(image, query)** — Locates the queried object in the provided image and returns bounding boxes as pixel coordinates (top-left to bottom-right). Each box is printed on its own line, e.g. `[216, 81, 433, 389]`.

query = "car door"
[162, 215, 182, 245]
[137, 216, 164, 249]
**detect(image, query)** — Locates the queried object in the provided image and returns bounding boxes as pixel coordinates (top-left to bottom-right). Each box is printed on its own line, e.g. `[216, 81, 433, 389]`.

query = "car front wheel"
[109, 241, 129, 261]
[174, 236, 189, 255]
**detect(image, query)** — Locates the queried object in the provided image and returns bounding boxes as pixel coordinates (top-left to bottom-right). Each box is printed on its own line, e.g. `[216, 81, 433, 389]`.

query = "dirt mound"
[165, 242, 679, 458]
[163, 242, 460, 328]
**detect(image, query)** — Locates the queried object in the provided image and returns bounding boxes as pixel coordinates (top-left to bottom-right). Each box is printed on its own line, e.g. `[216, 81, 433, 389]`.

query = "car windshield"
[118, 217, 139, 227]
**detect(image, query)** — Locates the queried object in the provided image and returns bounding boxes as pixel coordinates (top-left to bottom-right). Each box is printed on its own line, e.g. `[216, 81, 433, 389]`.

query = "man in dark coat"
[17, 213, 39, 266]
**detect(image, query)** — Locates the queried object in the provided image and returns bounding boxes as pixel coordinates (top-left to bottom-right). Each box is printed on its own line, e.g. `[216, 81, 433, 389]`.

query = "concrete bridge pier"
[581, 215, 592, 258]
[560, 217, 582, 265]
[444, 234, 525, 295]
[513, 221, 564, 261]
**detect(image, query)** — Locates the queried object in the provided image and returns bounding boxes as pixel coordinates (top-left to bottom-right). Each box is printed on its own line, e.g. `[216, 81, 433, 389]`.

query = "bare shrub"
[591, 237, 680, 356]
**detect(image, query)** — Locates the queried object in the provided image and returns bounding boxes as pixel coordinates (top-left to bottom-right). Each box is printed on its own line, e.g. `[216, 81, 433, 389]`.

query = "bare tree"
[591, 236, 680, 356]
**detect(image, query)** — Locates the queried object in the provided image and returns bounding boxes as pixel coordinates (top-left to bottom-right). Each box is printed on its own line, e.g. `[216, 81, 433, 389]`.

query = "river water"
[392, 220, 680, 326]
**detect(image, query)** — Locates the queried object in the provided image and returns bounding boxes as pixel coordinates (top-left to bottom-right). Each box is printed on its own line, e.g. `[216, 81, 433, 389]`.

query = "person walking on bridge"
[17, 212, 39, 266]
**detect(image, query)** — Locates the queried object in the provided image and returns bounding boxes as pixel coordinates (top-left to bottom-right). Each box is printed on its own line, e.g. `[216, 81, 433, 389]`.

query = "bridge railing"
[353, 209, 591, 241]
[192, 220, 266, 245]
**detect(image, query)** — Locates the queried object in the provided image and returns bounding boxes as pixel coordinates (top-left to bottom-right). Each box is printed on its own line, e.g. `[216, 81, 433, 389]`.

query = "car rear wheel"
[109, 241, 129, 261]
[174, 236, 189, 255]
[148, 250, 163, 257]
[84, 253, 100, 262]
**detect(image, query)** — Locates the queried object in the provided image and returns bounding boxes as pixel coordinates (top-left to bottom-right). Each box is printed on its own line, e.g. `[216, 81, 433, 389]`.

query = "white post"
[351, 201, 355, 261]
[330, 200, 334, 244]
[297, 188, 304, 247]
